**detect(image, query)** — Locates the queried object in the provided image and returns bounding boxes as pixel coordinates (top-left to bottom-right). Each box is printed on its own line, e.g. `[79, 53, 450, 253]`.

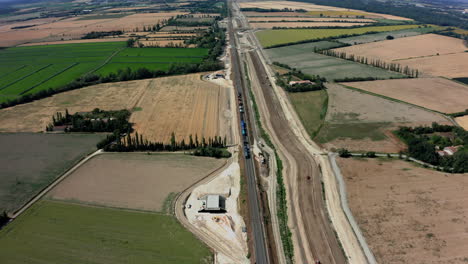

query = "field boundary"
[87, 47, 125, 76]
[0, 65, 26, 79]
[0, 64, 52, 91]
[10, 149, 103, 219]
[19, 63, 79, 95]
[338, 83, 456, 124]
[328, 152, 377, 264]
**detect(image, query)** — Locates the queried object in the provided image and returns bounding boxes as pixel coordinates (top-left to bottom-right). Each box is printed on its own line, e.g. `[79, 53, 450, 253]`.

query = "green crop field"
[0, 200, 212, 264]
[0, 43, 208, 103]
[316, 122, 389, 143]
[256, 24, 420, 47]
[289, 90, 328, 138]
[336, 26, 442, 45]
[266, 48, 403, 80]
[0, 133, 105, 214]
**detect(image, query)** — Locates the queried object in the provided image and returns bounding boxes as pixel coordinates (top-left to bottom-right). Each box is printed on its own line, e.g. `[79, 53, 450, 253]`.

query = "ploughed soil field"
[333, 34, 468, 78]
[49, 153, 224, 212]
[0, 133, 104, 215]
[316, 83, 449, 153]
[0, 200, 212, 264]
[342, 77, 468, 114]
[338, 158, 468, 263]
[0, 73, 229, 144]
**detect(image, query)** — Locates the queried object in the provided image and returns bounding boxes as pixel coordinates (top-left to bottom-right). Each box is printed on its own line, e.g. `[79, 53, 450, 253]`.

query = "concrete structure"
[199, 194, 226, 212]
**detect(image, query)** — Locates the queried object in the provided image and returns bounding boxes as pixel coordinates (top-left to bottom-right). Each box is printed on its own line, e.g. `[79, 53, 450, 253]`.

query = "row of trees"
[273, 62, 326, 92]
[82, 31, 123, 39]
[319, 49, 419, 77]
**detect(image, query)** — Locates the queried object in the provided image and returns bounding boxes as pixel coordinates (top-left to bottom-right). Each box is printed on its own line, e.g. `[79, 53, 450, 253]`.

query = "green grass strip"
[20, 63, 78, 95]
[0, 64, 51, 91]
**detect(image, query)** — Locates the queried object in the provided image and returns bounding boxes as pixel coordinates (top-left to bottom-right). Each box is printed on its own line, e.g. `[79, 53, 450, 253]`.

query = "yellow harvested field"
[334, 34, 467, 61]
[402, 52, 468, 78]
[0, 12, 186, 46]
[343, 78, 468, 113]
[240, 1, 411, 20]
[18, 38, 128, 46]
[455, 116, 468, 130]
[0, 74, 230, 143]
[247, 17, 376, 22]
[49, 153, 225, 212]
[129, 74, 229, 143]
[250, 22, 369, 29]
[339, 158, 468, 264]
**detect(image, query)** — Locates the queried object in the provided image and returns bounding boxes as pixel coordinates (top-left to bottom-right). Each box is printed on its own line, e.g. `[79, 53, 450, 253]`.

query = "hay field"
[250, 22, 369, 29]
[0, 74, 229, 144]
[343, 78, 468, 113]
[49, 153, 224, 212]
[316, 83, 448, 152]
[0, 12, 186, 46]
[400, 52, 468, 78]
[334, 34, 467, 61]
[455, 116, 468, 130]
[339, 158, 468, 263]
[266, 47, 403, 80]
[247, 17, 375, 22]
[0, 200, 212, 264]
[0, 133, 104, 214]
[256, 24, 420, 47]
[139, 40, 186, 47]
[129, 74, 229, 143]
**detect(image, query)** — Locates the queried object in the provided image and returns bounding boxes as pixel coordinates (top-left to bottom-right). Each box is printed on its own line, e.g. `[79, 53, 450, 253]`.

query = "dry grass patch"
[342, 77, 468, 113]
[250, 22, 369, 29]
[49, 153, 225, 212]
[455, 115, 468, 130]
[339, 158, 468, 263]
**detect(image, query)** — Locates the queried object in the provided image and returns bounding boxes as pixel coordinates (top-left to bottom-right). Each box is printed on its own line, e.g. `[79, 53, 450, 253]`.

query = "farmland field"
[288, 90, 327, 137]
[0, 43, 208, 103]
[256, 24, 420, 47]
[0, 200, 212, 263]
[338, 158, 468, 263]
[250, 22, 369, 29]
[342, 78, 468, 114]
[336, 26, 441, 45]
[334, 34, 467, 61]
[0, 133, 105, 214]
[315, 83, 448, 152]
[397, 52, 468, 78]
[455, 116, 468, 130]
[247, 17, 376, 22]
[0, 74, 229, 144]
[49, 153, 225, 212]
[266, 48, 404, 80]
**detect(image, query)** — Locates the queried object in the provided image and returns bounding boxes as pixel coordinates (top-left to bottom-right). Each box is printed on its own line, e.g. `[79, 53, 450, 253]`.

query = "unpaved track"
[248, 50, 346, 264]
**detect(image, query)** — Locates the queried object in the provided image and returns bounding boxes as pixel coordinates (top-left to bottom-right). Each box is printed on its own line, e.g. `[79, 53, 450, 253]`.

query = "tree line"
[273, 62, 326, 92]
[46, 108, 132, 133]
[395, 123, 467, 173]
[319, 49, 419, 77]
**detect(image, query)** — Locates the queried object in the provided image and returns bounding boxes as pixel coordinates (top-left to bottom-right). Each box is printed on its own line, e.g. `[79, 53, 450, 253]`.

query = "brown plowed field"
[0, 74, 229, 144]
[247, 17, 375, 22]
[250, 22, 369, 29]
[342, 77, 468, 113]
[49, 153, 224, 212]
[339, 158, 468, 263]
[334, 34, 467, 61]
[455, 116, 468, 130]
